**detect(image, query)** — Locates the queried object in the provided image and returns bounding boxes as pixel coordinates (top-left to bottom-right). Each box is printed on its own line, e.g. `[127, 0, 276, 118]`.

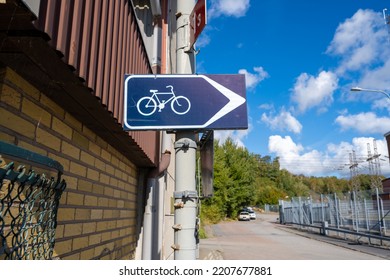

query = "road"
[199, 212, 390, 260]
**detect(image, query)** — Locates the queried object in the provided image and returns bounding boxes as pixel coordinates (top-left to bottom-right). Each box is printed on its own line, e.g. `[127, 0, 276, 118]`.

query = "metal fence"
[264, 204, 279, 213]
[279, 188, 390, 245]
[0, 141, 66, 259]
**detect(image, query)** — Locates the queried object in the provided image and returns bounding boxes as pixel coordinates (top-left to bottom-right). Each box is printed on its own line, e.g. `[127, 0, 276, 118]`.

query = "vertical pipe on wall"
[143, 131, 171, 260]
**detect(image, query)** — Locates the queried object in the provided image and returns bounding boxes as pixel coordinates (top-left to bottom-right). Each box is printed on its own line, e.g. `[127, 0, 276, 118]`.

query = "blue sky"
[196, 0, 390, 178]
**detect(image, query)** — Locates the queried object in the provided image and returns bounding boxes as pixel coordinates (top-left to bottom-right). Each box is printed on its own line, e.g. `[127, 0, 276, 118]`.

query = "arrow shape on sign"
[200, 75, 246, 128]
[123, 74, 247, 130]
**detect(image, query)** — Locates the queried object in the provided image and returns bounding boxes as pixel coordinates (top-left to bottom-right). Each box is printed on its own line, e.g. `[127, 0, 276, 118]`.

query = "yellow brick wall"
[0, 67, 140, 260]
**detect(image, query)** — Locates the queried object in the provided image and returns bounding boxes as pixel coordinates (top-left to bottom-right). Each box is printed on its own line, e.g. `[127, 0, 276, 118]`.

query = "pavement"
[197, 213, 390, 260]
[198, 220, 224, 260]
[277, 225, 390, 259]
[198, 245, 224, 260]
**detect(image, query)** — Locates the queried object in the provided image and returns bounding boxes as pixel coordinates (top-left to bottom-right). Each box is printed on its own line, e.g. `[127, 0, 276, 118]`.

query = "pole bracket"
[171, 244, 180, 250]
[174, 139, 197, 150]
[172, 224, 182, 230]
[174, 190, 198, 199]
[174, 201, 185, 208]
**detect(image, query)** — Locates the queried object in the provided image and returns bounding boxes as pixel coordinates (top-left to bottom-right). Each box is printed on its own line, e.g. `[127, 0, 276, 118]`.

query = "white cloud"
[291, 71, 338, 113]
[372, 97, 390, 114]
[326, 9, 388, 74]
[268, 135, 390, 177]
[358, 59, 390, 90]
[335, 112, 390, 134]
[259, 103, 274, 110]
[238, 66, 269, 89]
[269, 135, 303, 156]
[214, 129, 249, 148]
[214, 118, 252, 148]
[208, 0, 250, 19]
[326, 137, 390, 176]
[195, 33, 211, 48]
[268, 135, 323, 176]
[261, 109, 302, 134]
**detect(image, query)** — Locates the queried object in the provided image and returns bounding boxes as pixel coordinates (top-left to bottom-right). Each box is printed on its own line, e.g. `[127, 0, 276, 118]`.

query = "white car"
[248, 210, 256, 220]
[238, 211, 250, 221]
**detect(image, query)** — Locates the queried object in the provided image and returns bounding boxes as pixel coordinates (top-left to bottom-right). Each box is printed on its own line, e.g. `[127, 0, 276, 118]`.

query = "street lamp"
[350, 87, 390, 100]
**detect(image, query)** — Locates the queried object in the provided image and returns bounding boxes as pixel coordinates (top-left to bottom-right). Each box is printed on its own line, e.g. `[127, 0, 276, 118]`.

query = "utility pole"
[367, 140, 382, 190]
[173, 0, 197, 260]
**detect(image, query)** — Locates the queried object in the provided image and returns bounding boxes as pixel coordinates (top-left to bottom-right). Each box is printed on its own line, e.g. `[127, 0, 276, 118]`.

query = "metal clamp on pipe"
[174, 139, 197, 150]
[174, 190, 198, 199]
[174, 202, 185, 208]
[172, 224, 182, 230]
[171, 244, 180, 250]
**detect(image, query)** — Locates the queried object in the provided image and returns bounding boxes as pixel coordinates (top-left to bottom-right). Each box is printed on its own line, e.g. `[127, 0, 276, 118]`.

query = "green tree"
[200, 137, 365, 227]
[201, 138, 257, 221]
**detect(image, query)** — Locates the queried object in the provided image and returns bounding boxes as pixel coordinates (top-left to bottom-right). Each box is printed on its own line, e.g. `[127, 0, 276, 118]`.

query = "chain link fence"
[0, 141, 66, 259]
[279, 188, 390, 246]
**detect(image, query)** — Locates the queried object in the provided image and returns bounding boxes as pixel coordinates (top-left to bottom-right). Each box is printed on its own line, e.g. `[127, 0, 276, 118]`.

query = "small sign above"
[189, 0, 207, 47]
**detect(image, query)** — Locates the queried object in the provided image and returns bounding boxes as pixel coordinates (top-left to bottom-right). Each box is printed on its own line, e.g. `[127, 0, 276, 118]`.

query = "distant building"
[382, 131, 390, 209]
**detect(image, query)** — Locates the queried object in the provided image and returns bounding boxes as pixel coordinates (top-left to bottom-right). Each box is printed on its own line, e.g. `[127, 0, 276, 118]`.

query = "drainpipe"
[150, 0, 162, 17]
[151, 131, 171, 260]
[152, 24, 162, 74]
[142, 131, 171, 260]
[135, 168, 148, 260]
[141, 0, 167, 260]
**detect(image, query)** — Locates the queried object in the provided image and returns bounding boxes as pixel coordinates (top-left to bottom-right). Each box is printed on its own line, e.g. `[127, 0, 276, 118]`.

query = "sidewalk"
[197, 213, 390, 260]
[198, 238, 224, 260]
[198, 224, 224, 260]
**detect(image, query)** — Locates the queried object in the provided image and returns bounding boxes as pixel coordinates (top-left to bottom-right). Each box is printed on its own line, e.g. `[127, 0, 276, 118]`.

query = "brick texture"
[0, 67, 140, 260]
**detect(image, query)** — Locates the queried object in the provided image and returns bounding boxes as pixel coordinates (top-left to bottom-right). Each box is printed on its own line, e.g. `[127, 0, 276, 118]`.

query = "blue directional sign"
[123, 74, 247, 130]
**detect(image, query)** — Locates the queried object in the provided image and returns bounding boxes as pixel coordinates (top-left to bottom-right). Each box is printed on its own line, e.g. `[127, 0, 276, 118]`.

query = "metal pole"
[353, 191, 359, 232]
[376, 188, 382, 236]
[320, 194, 324, 222]
[173, 0, 197, 260]
[380, 196, 386, 235]
[334, 193, 340, 229]
[364, 198, 371, 244]
[298, 197, 303, 226]
[279, 200, 284, 224]
[350, 87, 390, 101]
[309, 196, 313, 224]
[364, 198, 369, 231]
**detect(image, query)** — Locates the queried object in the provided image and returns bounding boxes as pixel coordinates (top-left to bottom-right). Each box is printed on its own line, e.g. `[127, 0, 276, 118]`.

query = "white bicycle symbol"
[136, 85, 191, 116]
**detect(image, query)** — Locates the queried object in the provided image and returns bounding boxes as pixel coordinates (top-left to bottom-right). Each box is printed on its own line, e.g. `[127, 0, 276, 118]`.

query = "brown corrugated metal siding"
[35, 0, 157, 166]
[0, 0, 164, 260]
[0, 0, 158, 166]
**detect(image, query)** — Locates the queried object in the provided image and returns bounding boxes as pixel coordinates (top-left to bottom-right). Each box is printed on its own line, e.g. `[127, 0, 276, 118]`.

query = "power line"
[349, 150, 360, 191]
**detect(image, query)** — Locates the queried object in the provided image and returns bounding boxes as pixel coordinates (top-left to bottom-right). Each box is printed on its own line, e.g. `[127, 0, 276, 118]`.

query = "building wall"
[35, 0, 151, 126]
[162, 159, 175, 259]
[384, 132, 390, 193]
[160, 1, 176, 259]
[0, 0, 184, 260]
[385, 132, 390, 165]
[0, 67, 142, 259]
